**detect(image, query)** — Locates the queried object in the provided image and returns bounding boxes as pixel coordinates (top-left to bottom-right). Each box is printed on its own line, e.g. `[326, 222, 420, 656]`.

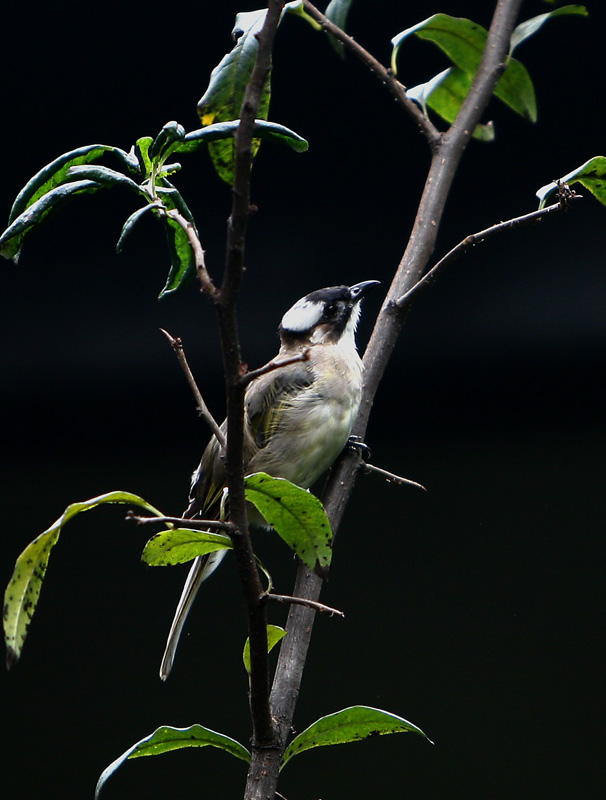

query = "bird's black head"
[279, 280, 380, 346]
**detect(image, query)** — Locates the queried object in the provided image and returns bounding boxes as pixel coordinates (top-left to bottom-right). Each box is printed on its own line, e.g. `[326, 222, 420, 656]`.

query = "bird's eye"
[323, 303, 338, 318]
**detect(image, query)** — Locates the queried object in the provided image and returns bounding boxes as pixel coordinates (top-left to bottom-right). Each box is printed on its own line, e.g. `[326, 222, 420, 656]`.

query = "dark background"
[1, 1, 603, 798]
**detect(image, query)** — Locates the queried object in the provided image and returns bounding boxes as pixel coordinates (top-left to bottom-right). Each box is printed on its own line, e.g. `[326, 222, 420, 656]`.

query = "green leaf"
[408, 67, 495, 141]
[242, 624, 286, 675]
[281, 706, 429, 768]
[197, 9, 272, 184]
[324, 0, 354, 57]
[0, 180, 100, 262]
[536, 156, 606, 208]
[173, 120, 308, 156]
[67, 164, 143, 194]
[7, 144, 132, 225]
[510, 5, 587, 53]
[116, 203, 163, 253]
[153, 182, 199, 299]
[283, 0, 322, 31]
[96, 724, 251, 798]
[142, 528, 233, 566]
[244, 473, 332, 571]
[149, 120, 186, 165]
[3, 492, 164, 668]
[134, 136, 154, 176]
[391, 14, 536, 123]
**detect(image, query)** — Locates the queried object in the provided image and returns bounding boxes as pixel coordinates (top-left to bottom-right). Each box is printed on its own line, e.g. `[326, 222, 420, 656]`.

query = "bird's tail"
[159, 549, 227, 680]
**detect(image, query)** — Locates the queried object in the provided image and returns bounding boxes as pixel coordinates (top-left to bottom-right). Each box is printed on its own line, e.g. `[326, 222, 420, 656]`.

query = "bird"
[159, 279, 379, 680]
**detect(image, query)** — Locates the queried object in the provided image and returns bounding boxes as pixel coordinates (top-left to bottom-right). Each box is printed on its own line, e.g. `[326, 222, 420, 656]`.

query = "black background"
[1, 2, 604, 799]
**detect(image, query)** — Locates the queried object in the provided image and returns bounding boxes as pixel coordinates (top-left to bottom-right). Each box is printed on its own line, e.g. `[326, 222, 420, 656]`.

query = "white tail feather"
[159, 549, 228, 680]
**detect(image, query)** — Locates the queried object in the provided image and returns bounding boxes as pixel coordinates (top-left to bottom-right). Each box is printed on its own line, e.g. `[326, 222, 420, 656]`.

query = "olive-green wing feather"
[245, 362, 314, 448]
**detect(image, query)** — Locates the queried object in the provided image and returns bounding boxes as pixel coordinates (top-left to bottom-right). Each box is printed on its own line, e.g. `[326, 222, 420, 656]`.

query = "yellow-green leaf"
[281, 705, 430, 769]
[244, 473, 332, 570]
[3, 491, 164, 668]
[243, 624, 286, 675]
[96, 724, 250, 798]
[142, 528, 233, 566]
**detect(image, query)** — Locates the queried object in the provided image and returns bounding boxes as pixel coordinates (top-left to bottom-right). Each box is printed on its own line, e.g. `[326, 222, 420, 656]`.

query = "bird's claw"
[347, 435, 371, 461]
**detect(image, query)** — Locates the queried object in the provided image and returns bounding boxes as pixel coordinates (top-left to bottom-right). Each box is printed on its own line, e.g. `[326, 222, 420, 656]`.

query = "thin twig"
[263, 593, 345, 617]
[239, 350, 310, 387]
[397, 191, 582, 308]
[126, 511, 235, 532]
[159, 328, 226, 448]
[165, 208, 216, 297]
[360, 462, 427, 492]
[302, 0, 440, 147]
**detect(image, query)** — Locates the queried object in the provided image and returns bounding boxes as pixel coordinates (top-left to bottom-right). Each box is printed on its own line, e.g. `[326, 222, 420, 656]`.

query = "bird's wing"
[245, 360, 314, 449]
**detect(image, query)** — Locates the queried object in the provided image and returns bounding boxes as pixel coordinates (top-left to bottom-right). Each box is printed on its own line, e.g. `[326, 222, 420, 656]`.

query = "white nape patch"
[281, 298, 323, 333]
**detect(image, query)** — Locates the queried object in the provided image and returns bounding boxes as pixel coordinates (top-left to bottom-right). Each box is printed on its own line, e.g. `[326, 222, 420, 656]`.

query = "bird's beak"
[348, 280, 381, 301]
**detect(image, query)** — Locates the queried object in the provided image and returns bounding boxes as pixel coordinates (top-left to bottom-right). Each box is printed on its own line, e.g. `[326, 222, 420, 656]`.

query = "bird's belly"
[251, 395, 360, 489]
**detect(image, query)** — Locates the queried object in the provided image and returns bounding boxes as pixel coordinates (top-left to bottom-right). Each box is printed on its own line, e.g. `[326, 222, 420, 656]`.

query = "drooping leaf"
[95, 724, 251, 798]
[116, 203, 163, 253]
[324, 0, 354, 57]
[391, 14, 536, 123]
[197, 9, 272, 184]
[536, 156, 606, 208]
[283, 0, 322, 31]
[148, 120, 186, 165]
[7, 144, 134, 226]
[172, 119, 308, 156]
[510, 5, 587, 54]
[244, 473, 332, 571]
[281, 706, 429, 768]
[3, 492, 164, 668]
[0, 180, 101, 262]
[153, 182, 200, 299]
[242, 624, 286, 675]
[67, 165, 144, 194]
[134, 136, 154, 177]
[408, 67, 495, 141]
[142, 528, 233, 566]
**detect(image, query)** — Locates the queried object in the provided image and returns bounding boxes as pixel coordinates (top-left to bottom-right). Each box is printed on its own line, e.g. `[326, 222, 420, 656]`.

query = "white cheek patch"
[281, 299, 322, 332]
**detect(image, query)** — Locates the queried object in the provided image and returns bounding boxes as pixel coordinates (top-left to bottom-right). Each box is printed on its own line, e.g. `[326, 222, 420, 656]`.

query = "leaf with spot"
[95, 724, 251, 798]
[392, 14, 536, 124]
[244, 473, 332, 571]
[3, 491, 164, 668]
[172, 120, 308, 157]
[536, 156, 606, 208]
[243, 624, 286, 675]
[197, 8, 272, 184]
[142, 528, 233, 566]
[281, 706, 430, 768]
[0, 179, 103, 261]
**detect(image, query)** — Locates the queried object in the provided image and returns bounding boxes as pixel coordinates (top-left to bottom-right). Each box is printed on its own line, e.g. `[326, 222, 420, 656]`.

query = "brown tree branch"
[302, 1, 440, 147]
[239, 349, 310, 388]
[263, 593, 345, 617]
[210, 2, 288, 789]
[397, 189, 582, 308]
[164, 208, 217, 297]
[159, 328, 226, 448]
[268, 0, 525, 789]
[126, 512, 235, 533]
